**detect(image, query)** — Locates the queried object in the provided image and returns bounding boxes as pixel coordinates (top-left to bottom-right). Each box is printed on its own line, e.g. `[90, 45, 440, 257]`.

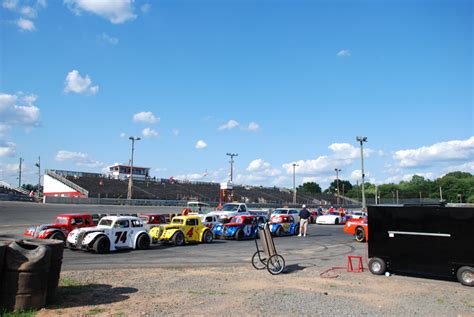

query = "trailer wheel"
[456, 266, 474, 287]
[368, 257, 386, 275]
[251, 251, 267, 270]
[355, 227, 366, 242]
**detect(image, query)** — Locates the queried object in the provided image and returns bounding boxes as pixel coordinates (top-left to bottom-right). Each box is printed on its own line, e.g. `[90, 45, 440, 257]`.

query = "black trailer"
[367, 204, 474, 286]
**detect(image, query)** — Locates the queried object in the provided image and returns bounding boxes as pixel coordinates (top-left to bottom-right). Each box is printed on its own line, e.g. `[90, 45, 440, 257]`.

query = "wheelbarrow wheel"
[251, 251, 267, 270]
[267, 254, 285, 275]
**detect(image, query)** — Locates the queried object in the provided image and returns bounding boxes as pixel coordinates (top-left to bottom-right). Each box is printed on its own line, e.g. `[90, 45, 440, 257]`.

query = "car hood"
[318, 215, 339, 219]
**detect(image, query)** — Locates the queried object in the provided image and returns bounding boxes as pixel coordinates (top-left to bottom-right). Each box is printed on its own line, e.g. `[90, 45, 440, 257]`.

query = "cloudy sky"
[0, 0, 472, 189]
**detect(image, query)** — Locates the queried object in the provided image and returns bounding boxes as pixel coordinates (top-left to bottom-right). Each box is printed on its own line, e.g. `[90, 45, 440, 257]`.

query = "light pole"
[127, 136, 141, 200]
[356, 136, 368, 210]
[334, 168, 341, 206]
[292, 163, 298, 204]
[35, 156, 41, 199]
[18, 157, 23, 188]
[226, 153, 238, 183]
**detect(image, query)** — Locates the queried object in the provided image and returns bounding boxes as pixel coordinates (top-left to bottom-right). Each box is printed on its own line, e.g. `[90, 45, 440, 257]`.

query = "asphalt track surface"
[0, 201, 366, 271]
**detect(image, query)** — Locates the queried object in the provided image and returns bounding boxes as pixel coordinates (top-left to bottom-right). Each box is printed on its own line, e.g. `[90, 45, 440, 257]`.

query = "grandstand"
[43, 169, 340, 205]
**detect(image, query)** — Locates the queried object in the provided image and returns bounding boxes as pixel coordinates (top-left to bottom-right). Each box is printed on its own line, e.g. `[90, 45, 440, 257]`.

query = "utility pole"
[18, 157, 23, 188]
[292, 163, 298, 204]
[356, 136, 368, 210]
[226, 153, 238, 183]
[396, 190, 399, 204]
[439, 186, 443, 201]
[334, 168, 341, 206]
[127, 137, 141, 200]
[35, 156, 41, 199]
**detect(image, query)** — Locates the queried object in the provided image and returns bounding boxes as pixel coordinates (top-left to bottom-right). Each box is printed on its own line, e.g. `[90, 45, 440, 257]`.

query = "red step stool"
[347, 256, 364, 273]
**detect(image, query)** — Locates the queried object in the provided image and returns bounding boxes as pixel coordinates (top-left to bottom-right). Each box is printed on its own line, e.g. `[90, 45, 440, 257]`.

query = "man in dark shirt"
[298, 205, 311, 237]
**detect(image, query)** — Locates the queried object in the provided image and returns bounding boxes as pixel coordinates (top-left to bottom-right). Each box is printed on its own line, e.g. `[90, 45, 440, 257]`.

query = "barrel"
[23, 239, 63, 303]
[0, 240, 51, 311]
[0, 240, 11, 286]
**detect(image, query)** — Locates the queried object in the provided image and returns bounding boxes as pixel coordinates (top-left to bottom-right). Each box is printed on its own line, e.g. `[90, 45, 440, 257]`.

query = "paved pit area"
[1, 201, 473, 316]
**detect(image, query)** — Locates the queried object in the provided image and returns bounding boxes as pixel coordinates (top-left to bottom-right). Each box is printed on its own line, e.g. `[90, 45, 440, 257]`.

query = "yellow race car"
[149, 215, 213, 246]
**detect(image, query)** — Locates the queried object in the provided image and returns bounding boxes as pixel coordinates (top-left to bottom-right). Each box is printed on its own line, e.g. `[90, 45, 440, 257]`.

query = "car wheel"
[93, 236, 110, 254]
[456, 266, 474, 287]
[335, 219, 339, 225]
[65, 241, 77, 250]
[172, 231, 185, 246]
[50, 231, 66, 243]
[276, 227, 283, 237]
[251, 251, 267, 270]
[235, 229, 244, 241]
[137, 233, 151, 250]
[368, 257, 386, 275]
[202, 230, 213, 243]
[355, 227, 366, 242]
[267, 255, 286, 275]
[294, 224, 300, 235]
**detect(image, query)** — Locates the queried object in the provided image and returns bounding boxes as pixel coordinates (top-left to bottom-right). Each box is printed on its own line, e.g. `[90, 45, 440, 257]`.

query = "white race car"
[66, 216, 151, 254]
[316, 212, 346, 225]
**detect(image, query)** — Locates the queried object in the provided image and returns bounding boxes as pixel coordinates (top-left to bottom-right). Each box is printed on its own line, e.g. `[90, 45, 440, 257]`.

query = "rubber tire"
[93, 236, 110, 254]
[172, 231, 185, 246]
[276, 227, 283, 237]
[66, 241, 78, 250]
[5, 240, 51, 271]
[335, 219, 339, 225]
[251, 251, 267, 270]
[136, 234, 150, 250]
[1, 271, 48, 293]
[355, 227, 366, 242]
[202, 230, 213, 243]
[294, 224, 300, 236]
[235, 229, 244, 241]
[267, 254, 286, 275]
[368, 257, 386, 275]
[456, 266, 474, 287]
[50, 231, 66, 243]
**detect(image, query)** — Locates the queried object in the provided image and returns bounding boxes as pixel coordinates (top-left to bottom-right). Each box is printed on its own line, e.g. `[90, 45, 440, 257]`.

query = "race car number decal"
[187, 227, 194, 238]
[243, 225, 251, 236]
[115, 231, 128, 244]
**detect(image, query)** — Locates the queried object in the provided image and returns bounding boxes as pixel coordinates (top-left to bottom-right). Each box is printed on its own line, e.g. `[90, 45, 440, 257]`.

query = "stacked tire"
[0, 240, 52, 311]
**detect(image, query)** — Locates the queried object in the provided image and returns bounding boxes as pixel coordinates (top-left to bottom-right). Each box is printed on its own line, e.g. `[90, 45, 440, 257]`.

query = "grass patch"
[2, 310, 37, 317]
[188, 289, 227, 296]
[463, 301, 474, 308]
[87, 308, 107, 315]
[436, 299, 445, 305]
[113, 312, 126, 317]
[59, 277, 82, 287]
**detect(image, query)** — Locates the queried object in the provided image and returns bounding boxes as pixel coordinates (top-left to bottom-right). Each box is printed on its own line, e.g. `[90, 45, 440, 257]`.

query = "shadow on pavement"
[51, 284, 138, 308]
[283, 264, 308, 274]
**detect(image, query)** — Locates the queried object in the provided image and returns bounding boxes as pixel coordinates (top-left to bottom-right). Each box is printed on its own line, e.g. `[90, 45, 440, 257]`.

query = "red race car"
[24, 213, 95, 242]
[344, 217, 368, 242]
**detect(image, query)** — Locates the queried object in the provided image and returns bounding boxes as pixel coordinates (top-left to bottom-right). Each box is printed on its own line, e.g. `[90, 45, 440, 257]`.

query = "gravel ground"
[35, 265, 474, 317]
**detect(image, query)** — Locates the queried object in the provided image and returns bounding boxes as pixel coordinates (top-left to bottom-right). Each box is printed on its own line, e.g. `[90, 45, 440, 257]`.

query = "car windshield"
[55, 217, 68, 224]
[98, 219, 113, 227]
[172, 219, 184, 225]
[230, 217, 243, 224]
[221, 204, 239, 211]
[274, 209, 287, 214]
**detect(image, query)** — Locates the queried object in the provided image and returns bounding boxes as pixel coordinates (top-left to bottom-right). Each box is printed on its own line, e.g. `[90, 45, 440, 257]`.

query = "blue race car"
[213, 215, 259, 240]
[269, 215, 299, 236]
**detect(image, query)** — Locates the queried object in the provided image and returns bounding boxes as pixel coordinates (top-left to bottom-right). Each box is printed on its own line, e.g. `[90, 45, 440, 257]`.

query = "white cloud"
[64, 0, 137, 24]
[172, 129, 180, 136]
[64, 70, 99, 95]
[237, 159, 282, 185]
[244, 122, 260, 131]
[336, 49, 351, 57]
[142, 127, 158, 138]
[2, 0, 18, 10]
[98, 32, 118, 45]
[16, 18, 35, 31]
[140, 3, 150, 13]
[384, 172, 436, 184]
[443, 161, 474, 174]
[119, 132, 126, 138]
[247, 159, 270, 172]
[19, 5, 37, 18]
[219, 119, 239, 131]
[0, 162, 19, 174]
[133, 111, 159, 124]
[0, 141, 16, 157]
[195, 140, 207, 149]
[55, 150, 104, 167]
[393, 137, 474, 168]
[0, 92, 40, 129]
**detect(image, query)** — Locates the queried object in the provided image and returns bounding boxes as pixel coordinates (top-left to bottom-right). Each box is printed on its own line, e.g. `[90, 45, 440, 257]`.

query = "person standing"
[298, 204, 311, 237]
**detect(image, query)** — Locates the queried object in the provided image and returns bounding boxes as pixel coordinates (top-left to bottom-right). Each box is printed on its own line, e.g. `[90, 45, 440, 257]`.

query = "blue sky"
[0, 0, 473, 189]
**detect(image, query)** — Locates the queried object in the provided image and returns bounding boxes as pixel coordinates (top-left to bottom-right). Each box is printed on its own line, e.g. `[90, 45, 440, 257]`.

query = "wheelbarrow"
[251, 223, 286, 275]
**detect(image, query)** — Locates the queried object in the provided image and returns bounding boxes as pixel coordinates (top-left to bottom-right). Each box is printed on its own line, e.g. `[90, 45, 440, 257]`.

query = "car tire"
[202, 230, 213, 243]
[368, 257, 386, 275]
[294, 224, 300, 236]
[235, 229, 244, 241]
[172, 231, 185, 246]
[136, 234, 150, 250]
[50, 232, 66, 243]
[65, 241, 77, 250]
[355, 227, 366, 242]
[93, 236, 110, 254]
[335, 219, 339, 225]
[456, 266, 474, 287]
[275, 227, 283, 237]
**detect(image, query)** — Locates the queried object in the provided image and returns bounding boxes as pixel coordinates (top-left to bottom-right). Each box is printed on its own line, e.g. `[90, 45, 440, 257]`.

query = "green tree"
[297, 182, 322, 194]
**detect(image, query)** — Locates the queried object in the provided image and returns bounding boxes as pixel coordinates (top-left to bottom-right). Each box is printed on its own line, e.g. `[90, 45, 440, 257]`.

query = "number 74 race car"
[66, 216, 151, 254]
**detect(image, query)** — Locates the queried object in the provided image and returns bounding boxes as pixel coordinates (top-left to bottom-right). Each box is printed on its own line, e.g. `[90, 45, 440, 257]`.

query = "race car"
[149, 215, 213, 246]
[199, 214, 220, 229]
[66, 216, 151, 254]
[344, 217, 368, 242]
[213, 215, 259, 240]
[269, 215, 299, 237]
[138, 213, 168, 230]
[24, 213, 95, 242]
[316, 211, 347, 225]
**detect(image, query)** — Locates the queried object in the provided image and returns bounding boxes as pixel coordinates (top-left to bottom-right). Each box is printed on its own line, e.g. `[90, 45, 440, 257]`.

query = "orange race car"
[344, 217, 368, 242]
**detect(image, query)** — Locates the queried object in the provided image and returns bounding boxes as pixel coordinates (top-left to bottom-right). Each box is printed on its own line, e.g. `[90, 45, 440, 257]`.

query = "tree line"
[297, 171, 474, 203]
